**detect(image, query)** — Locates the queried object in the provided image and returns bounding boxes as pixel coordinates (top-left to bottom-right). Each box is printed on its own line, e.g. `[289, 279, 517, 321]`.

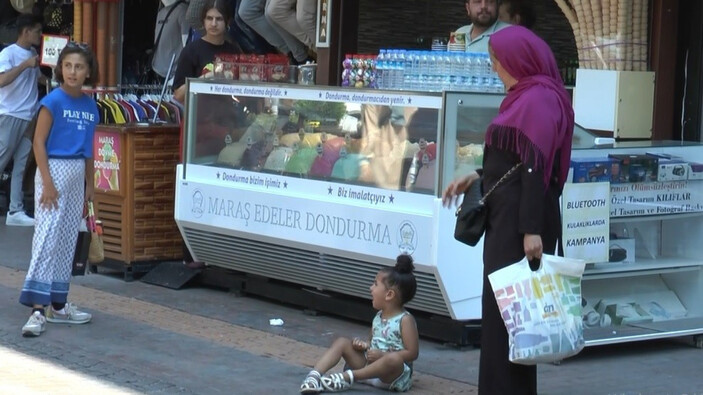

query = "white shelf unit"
[585, 258, 702, 279]
[572, 144, 703, 346]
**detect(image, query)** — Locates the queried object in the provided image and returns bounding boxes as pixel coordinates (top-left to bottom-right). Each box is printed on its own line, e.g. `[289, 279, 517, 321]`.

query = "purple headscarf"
[486, 25, 574, 189]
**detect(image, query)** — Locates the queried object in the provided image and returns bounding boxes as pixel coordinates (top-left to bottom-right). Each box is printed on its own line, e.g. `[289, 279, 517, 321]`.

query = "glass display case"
[441, 90, 703, 346]
[439, 91, 602, 193]
[175, 81, 703, 347]
[177, 80, 467, 323]
[183, 82, 443, 195]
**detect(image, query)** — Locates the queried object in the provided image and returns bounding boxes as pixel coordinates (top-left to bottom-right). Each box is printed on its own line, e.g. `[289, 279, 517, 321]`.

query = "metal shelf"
[585, 317, 703, 346]
[611, 211, 703, 223]
[584, 257, 703, 280]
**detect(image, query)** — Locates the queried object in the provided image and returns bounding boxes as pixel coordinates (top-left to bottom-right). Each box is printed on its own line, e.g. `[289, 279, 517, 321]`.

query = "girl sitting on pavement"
[300, 254, 419, 393]
[19, 42, 99, 337]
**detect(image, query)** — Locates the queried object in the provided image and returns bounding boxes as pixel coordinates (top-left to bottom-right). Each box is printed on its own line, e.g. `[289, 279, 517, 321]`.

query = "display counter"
[175, 80, 488, 325]
[174, 79, 703, 347]
[566, 142, 703, 346]
[93, 124, 183, 274]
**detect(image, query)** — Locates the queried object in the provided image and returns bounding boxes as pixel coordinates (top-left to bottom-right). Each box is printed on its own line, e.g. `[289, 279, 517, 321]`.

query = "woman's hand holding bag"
[488, 254, 587, 364]
[444, 164, 521, 247]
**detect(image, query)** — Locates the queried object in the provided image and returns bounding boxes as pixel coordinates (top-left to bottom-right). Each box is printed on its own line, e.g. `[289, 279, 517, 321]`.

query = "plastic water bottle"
[480, 54, 492, 91]
[429, 52, 440, 91]
[411, 51, 421, 90]
[465, 52, 477, 91]
[402, 51, 412, 90]
[451, 53, 461, 90]
[457, 53, 469, 90]
[492, 73, 504, 93]
[375, 50, 387, 89]
[418, 51, 430, 91]
[386, 50, 396, 89]
[441, 52, 452, 91]
[395, 50, 406, 90]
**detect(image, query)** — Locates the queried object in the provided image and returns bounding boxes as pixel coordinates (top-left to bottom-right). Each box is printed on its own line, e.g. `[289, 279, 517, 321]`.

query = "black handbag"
[72, 230, 91, 276]
[454, 163, 521, 246]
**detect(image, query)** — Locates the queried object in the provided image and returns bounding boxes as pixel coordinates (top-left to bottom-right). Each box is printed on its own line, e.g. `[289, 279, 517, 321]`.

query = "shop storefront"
[12, 0, 185, 275]
[175, 76, 703, 346]
[170, 1, 703, 347]
[8, 0, 702, 346]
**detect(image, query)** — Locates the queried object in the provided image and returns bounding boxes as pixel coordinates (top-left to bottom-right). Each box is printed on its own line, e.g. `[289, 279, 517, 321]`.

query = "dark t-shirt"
[173, 38, 240, 89]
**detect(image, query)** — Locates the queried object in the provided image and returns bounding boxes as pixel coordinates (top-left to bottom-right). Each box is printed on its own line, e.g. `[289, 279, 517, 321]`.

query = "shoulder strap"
[153, 0, 186, 52]
[480, 163, 521, 204]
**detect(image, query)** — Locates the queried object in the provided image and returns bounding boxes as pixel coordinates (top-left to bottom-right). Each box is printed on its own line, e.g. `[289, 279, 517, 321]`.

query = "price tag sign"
[40, 34, 70, 67]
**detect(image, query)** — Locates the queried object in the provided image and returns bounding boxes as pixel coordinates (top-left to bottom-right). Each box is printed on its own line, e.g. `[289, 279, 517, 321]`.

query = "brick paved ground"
[0, 266, 476, 394]
[1, 224, 703, 394]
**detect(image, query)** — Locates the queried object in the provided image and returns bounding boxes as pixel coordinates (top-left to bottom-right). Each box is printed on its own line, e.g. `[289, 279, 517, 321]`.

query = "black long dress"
[478, 147, 562, 395]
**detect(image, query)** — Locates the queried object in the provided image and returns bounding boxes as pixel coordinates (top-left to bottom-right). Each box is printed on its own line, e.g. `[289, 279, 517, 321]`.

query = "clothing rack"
[93, 91, 182, 125]
[121, 84, 165, 90]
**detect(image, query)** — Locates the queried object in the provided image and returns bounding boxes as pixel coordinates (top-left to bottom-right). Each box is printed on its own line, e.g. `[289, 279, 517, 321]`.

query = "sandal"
[321, 370, 354, 392]
[300, 375, 323, 394]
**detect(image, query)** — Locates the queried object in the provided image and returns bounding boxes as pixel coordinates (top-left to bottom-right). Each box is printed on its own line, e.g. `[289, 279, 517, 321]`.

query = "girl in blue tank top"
[18, 43, 100, 338]
[300, 255, 419, 393]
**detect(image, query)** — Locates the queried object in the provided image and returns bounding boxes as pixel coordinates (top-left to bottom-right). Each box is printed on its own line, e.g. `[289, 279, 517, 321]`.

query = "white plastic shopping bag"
[488, 254, 586, 365]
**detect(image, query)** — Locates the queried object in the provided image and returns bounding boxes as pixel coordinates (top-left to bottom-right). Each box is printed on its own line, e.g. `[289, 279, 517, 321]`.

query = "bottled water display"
[373, 49, 504, 93]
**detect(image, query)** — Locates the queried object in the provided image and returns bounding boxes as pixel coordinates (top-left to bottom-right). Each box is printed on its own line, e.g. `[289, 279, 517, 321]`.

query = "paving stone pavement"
[1, 223, 703, 394]
[0, 267, 475, 394]
[0, 344, 140, 394]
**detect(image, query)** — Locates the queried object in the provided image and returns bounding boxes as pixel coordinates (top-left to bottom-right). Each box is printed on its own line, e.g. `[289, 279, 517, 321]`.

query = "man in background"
[456, 0, 510, 53]
[152, 0, 190, 82]
[499, 0, 536, 29]
[0, 14, 45, 226]
[266, 0, 317, 56]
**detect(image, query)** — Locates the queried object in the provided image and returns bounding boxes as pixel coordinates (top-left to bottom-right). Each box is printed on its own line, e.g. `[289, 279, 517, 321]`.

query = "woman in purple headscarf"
[442, 26, 574, 394]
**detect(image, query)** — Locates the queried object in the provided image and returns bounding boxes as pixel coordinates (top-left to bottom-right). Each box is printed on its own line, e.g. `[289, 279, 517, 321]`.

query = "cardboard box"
[657, 159, 689, 181]
[646, 152, 684, 160]
[689, 163, 703, 180]
[609, 238, 635, 263]
[573, 69, 654, 139]
[608, 154, 658, 183]
[571, 157, 620, 183]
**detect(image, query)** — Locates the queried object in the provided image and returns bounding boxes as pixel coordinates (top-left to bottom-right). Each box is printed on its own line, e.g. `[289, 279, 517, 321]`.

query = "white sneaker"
[6, 211, 35, 226]
[46, 302, 92, 324]
[22, 311, 46, 337]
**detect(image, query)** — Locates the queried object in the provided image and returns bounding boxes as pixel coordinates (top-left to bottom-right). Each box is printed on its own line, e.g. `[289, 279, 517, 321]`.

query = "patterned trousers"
[20, 158, 85, 307]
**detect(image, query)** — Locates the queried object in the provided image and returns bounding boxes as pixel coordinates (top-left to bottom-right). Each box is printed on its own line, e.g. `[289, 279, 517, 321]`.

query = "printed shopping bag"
[488, 254, 586, 365]
[72, 218, 91, 276]
[87, 201, 104, 264]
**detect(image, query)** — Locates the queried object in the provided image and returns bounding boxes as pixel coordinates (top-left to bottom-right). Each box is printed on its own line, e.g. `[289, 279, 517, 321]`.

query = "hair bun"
[395, 254, 415, 274]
